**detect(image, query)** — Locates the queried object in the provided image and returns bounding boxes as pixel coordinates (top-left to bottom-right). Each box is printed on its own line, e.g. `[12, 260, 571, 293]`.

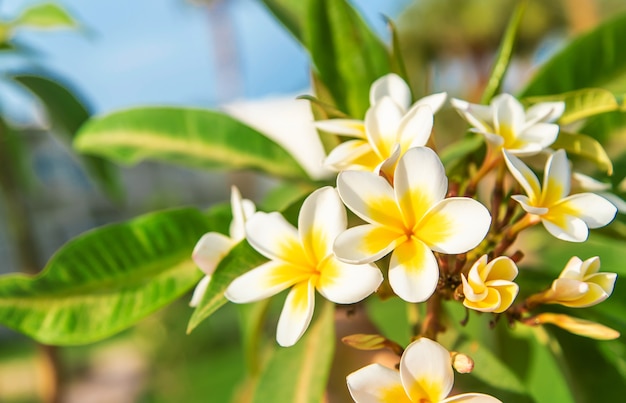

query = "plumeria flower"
[528, 256, 616, 308]
[451, 93, 564, 156]
[572, 172, 626, 213]
[190, 186, 255, 307]
[334, 147, 491, 303]
[318, 73, 446, 173]
[503, 149, 617, 242]
[461, 255, 519, 313]
[346, 337, 502, 403]
[224, 187, 383, 347]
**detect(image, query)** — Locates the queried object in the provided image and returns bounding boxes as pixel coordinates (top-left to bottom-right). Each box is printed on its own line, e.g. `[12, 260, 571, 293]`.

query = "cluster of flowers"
[190, 74, 619, 402]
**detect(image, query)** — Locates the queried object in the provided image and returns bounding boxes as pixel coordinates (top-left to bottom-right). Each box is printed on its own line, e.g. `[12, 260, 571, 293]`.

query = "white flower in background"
[461, 255, 519, 313]
[572, 172, 626, 213]
[318, 73, 447, 174]
[451, 93, 564, 156]
[189, 186, 255, 307]
[225, 187, 383, 347]
[532, 256, 616, 308]
[504, 149, 617, 242]
[334, 147, 491, 303]
[346, 338, 502, 403]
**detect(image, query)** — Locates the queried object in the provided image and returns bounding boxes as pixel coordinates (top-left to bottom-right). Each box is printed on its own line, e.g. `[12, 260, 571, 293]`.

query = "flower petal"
[549, 278, 589, 301]
[389, 239, 439, 303]
[370, 73, 412, 110]
[192, 232, 236, 275]
[276, 280, 315, 346]
[503, 150, 541, 200]
[512, 195, 549, 215]
[317, 258, 382, 304]
[397, 104, 433, 151]
[400, 338, 454, 402]
[463, 287, 501, 312]
[229, 186, 255, 241]
[487, 281, 519, 313]
[324, 139, 378, 171]
[225, 261, 307, 303]
[585, 272, 617, 295]
[451, 98, 492, 133]
[416, 197, 491, 254]
[493, 93, 525, 133]
[541, 214, 589, 242]
[347, 363, 410, 403]
[337, 170, 404, 227]
[518, 122, 559, 150]
[441, 392, 502, 402]
[366, 96, 404, 158]
[562, 282, 610, 308]
[245, 212, 308, 266]
[461, 274, 487, 302]
[485, 256, 518, 282]
[525, 101, 564, 124]
[415, 92, 448, 114]
[189, 275, 211, 307]
[541, 150, 570, 205]
[314, 119, 366, 137]
[334, 224, 405, 264]
[553, 193, 617, 229]
[298, 187, 346, 264]
[394, 147, 448, 227]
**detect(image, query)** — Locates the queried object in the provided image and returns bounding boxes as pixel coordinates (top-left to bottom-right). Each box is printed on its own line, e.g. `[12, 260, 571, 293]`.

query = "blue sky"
[1, 0, 411, 118]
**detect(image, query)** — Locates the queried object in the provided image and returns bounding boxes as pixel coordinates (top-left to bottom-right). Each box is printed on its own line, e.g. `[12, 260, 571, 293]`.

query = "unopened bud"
[525, 313, 620, 340]
[451, 352, 474, 373]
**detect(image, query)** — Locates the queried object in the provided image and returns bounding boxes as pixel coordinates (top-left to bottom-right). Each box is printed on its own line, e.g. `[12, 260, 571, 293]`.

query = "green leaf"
[481, 0, 528, 104]
[385, 16, 410, 86]
[304, 0, 390, 118]
[0, 208, 209, 345]
[553, 131, 613, 175]
[523, 88, 620, 125]
[74, 107, 310, 181]
[13, 74, 123, 201]
[520, 12, 626, 96]
[260, 0, 306, 43]
[252, 299, 335, 403]
[186, 241, 267, 333]
[13, 3, 77, 29]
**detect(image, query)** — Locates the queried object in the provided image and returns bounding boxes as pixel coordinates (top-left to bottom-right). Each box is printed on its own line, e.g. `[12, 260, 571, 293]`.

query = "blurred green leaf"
[0, 208, 208, 345]
[260, 0, 306, 43]
[580, 110, 626, 144]
[520, 12, 626, 96]
[524, 88, 620, 126]
[440, 134, 485, 177]
[187, 241, 267, 333]
[552, 131, 613, 175]
[252, 299, 335, 403]
[12, 3, 77, 29]
[304, 0, 390, 118]
[385, 16, 410, 87]
[74, 107, 310, 181]
[13, 74, 123, 201]
[481, 0, 528, 104]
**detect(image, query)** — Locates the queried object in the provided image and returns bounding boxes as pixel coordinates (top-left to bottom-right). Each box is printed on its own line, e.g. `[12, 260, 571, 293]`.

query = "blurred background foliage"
[1, 0, 626, 402]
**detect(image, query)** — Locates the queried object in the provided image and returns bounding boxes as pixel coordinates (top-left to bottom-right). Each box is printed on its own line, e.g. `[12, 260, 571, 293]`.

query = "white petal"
[462, 274, 487, 302]
[189, 275, 211, 307]
[366, 96, 404, 158]
[298, 187, 346, 263]
[480, 130, 505, 147]
[559, 256, 584, 279]
[511, 195, 548, 215]
[541, 215, 589, 242]
[415, 92, 448, 114]
[324, 139, 373, 171]
[441, 393, 503, 403]
[525, 101, 565, 124]
[542, 150, 570, 202]
[493, 93, 525, 132]
[370, 73, 411, 110]
[229, 186, 255, 241]
[314, 119, 366, 137]
[225, 261, 304, 303]
[192, 232, 235, 275]
[503, 150, 541, 199]
[347, 363, 405, 403]
[400, 338, 453, 402]
[549, 278, 589, 301]
[334, 224, 405, 264]
[336, 170, 404, 227]
[317, 258, 382, 304]
[276, 280, 315, 347]
[397, 104, 434, 151]
[556, 193, 617, 228]
[394, 147, 447, 226]
[519, 122, 559, 149]
[245, 212, 306, 265]
[417, 197, 491, 254]
[505, 142, 545, 157]
[389, 239, 439, 303]
[450, 98, 492, 133]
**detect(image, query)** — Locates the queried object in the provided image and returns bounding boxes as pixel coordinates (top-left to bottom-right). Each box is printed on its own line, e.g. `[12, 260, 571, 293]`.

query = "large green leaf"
[252, 299, 335, 403]
[552, 131, 613, 175]
[0, 208, 208, 345]
[74, 107, 309, 181]
[520, 12, 626, 96]
[12, 3, 77, 29]
[304, 0, 390, 118]
[13, 74, 123, 201]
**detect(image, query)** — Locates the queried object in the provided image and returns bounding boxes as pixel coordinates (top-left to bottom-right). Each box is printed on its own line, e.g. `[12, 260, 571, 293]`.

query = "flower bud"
[451, 352, 474, 373]
[525, 313, 620, 340]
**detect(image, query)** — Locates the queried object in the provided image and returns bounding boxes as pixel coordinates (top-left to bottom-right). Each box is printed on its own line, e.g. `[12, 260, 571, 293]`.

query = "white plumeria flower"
[461, 255, 519, 313]
[451, 93, 564, 156]
[347, 338, 502, 403]
[189, 186, 255, 307]
[224, 186, 383, 347]
[334, 147, 491, 303]
[534, 256, 616, 308]
[503, 149, 617, 242]
[318, 73, 447, 173]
